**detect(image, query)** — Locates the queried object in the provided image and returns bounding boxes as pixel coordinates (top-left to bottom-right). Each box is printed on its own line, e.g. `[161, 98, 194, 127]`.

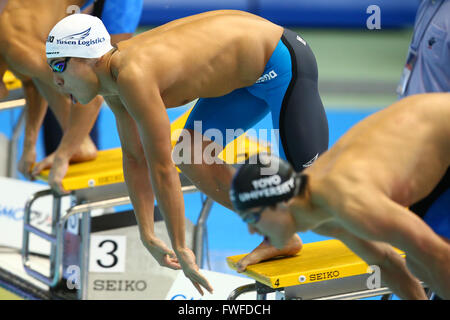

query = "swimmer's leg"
[176, 90, 303, 268]
[32, 78, 98, 162]
[176, 89, 268, 207]
[18, 78, 48, 178]
[0, 57, 9, 99]
[266, 28, 328, 171]
[178, 139, 303, 270]
[315, 222, 427, 299]
[176, 134, 235, 208]
[333, 189, 450, 299]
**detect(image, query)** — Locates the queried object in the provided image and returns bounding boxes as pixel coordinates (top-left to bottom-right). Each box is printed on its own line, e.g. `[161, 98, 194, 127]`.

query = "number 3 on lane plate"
[89, 235, 127, 273]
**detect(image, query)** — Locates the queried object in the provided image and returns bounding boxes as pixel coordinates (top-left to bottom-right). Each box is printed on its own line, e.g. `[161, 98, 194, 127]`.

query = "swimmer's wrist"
[140, 234, 157, 246]
[23, 138, 37, 149]
[23, 139, 36, 151]
[173, 245, 189, 254]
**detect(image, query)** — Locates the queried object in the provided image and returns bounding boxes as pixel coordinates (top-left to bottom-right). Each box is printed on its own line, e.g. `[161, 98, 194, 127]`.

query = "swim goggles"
[49, 57, 71, 73]
[239, 206, 266, 225]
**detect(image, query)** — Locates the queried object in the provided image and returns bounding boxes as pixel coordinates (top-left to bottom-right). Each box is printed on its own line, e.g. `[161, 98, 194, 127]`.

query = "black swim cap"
[230, 154, 306, 212]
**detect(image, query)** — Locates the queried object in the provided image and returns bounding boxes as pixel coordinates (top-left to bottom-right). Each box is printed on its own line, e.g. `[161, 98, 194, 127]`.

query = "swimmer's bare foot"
[236, 234, 302, 273]
[70, 136, 98, 163]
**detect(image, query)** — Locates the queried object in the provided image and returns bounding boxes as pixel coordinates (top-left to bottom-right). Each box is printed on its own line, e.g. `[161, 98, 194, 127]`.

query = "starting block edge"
[227, 240, 406, 289]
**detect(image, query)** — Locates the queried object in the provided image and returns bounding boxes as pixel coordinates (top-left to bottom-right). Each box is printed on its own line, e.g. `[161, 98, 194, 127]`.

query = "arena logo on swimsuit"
[256, 70, 278, 83]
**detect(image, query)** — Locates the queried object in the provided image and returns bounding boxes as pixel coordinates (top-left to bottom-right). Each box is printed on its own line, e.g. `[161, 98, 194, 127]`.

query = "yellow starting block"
[1, 71, 24, 108]
[227, 239, 406, 300]
[3, 70, 22, 91]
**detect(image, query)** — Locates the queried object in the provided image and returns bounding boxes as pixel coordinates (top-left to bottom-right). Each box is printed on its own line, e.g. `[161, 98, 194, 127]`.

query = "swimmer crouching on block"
[230, 93, 450, 300]
[45, 11, 330, 294]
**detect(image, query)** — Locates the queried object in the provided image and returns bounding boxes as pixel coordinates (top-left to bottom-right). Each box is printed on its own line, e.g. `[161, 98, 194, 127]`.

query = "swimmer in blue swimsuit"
[178, 28, 329, 272]
[183, 28, 329, 172]
[178, 28, 329, 271]
[45, 10, 328, 295]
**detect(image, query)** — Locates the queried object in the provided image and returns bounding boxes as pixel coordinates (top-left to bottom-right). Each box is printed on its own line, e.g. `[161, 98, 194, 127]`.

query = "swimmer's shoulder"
[109, 42, 145, 82]
[109, 43, 162, 97]
[404, 93, 450, 126]
[400, 92, 450, 111]
[397, 93, 450, 159]
[425, 92, 450, 110]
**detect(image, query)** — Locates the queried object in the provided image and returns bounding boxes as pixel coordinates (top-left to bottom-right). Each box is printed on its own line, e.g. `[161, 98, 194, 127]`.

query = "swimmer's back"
[0, 0, 78, 43]
[0, 0, 83, 76]
[113, 10, 284, 106]
[307, 93, 450, 205]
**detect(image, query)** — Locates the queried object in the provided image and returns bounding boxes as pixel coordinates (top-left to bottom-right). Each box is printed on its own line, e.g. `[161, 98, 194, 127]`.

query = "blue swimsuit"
[183, 29, 329, 171]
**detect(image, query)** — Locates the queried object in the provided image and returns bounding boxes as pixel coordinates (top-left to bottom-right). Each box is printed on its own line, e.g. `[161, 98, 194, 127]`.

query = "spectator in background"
[397, 0, 449, 299]
[42, 0, 144, 157]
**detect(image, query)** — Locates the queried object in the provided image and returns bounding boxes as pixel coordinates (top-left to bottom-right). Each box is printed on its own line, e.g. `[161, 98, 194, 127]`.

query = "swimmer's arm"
[22, 80, 47, 150]
[104, 96, 157, 240]
[116, 70, 214, 295]
[116, 71, 187, 252]
[333, 188, 448, 278]
[315, 223, 426, 299]
[52, 97, 103, 160]
[107, 95, 183, 270]
[31, 96, 103, 192]
[18, 80, 47, 178]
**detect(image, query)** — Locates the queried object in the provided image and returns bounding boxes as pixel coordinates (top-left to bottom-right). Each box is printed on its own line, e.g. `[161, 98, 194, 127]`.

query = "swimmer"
[230, 93, 450, 299]
[0, 0, 142, 190]
[33, 0, 143, 179]
[398, 3, 450, 300]
[0, 0, 104, 186]
[45, 11, 329, 294]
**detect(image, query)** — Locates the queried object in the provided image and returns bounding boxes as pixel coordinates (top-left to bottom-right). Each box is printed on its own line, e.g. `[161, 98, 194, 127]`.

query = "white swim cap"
[46, 14, 114, 59]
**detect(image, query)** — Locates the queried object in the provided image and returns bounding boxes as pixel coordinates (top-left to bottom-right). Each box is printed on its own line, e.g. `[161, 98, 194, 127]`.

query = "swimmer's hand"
[32, 153, 70, 195]
[142, 236, 182, 270]
[18, 146, 37, 180]
[175, 247, 214, 296]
